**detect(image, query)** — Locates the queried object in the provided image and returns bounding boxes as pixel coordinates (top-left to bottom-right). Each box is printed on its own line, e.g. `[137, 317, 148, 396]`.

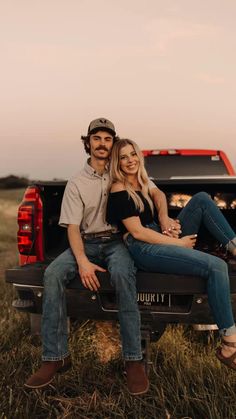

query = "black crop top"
[106, 190, 156, 234]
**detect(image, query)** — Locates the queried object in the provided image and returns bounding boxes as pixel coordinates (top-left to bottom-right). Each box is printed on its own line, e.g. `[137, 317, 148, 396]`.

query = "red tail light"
[17, 186, 44, 263]
[142, 149, 178, 156]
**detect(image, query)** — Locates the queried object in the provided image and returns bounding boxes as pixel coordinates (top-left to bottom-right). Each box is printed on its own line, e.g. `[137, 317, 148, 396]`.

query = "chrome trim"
[170, 175, 236, 179]
[13, 283, 44, 290]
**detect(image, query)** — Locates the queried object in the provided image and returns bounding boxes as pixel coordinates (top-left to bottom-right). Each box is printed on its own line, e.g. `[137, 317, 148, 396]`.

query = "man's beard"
[96, 155, 108, 160]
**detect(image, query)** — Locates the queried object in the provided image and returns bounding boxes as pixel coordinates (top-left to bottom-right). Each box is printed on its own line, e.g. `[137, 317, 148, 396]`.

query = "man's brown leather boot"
[125, 360, 149, 395]
[24, 356, 72, 389]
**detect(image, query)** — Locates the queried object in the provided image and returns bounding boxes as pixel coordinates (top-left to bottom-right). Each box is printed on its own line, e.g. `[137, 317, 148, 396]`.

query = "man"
[24, 118, 149, 395]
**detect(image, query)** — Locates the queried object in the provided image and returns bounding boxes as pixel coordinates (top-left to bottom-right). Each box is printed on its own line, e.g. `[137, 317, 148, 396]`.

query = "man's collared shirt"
[59, 160, 157, 234]
[59, 160, 111, 234]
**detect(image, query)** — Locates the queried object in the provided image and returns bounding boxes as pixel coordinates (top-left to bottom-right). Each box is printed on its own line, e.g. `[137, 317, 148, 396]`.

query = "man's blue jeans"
[125, 192, 236, 335]
[42, 237, 142, 361]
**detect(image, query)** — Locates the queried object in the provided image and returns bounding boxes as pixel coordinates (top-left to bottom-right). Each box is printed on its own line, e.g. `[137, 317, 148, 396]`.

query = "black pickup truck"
[5, 149, 236, 364]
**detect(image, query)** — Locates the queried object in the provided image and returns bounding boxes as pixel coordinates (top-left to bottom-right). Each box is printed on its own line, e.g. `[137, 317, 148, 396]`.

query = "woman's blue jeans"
[42, 237, 142, 361]
[125, 192, 236, 335]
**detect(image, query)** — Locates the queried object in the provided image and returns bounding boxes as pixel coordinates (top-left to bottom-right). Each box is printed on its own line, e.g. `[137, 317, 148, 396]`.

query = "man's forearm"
[67, 225, 103, 291]
[67, 224, 88, 265]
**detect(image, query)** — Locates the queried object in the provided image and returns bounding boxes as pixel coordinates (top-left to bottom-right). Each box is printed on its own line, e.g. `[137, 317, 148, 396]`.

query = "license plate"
[137, 292, 171, 307]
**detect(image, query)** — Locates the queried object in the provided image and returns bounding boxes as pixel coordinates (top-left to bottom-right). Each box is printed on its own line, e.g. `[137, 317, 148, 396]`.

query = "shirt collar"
[84, 158, 109, 177]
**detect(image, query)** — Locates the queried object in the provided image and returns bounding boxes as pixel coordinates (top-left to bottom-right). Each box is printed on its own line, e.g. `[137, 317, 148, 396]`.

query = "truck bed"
[5, 176, 236, 341]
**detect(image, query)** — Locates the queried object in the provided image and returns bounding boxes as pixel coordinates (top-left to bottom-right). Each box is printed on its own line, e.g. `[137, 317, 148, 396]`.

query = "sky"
[1, 0, 236, 180]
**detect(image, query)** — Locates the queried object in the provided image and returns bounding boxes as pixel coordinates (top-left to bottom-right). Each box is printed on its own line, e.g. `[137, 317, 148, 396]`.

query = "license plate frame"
[137, 292, 171, 307]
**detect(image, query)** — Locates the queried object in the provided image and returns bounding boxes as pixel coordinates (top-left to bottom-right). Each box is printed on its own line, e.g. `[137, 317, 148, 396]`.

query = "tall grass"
[0, 189, 236, 419]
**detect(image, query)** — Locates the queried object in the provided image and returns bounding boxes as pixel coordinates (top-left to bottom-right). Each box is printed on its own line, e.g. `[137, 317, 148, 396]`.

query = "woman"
[107, 138, 236, 370]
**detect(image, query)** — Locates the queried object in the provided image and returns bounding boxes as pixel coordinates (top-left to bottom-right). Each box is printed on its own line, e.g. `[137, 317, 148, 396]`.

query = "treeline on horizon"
[0, 175, 29, 189]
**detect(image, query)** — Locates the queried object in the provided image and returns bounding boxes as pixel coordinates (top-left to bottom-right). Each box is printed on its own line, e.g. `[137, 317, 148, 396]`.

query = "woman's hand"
[178, 234, 197, 248]
[161, 217, 182, 238]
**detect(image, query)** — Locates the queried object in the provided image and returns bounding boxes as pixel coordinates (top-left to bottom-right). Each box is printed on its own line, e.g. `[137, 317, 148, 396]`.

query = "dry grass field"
[0, 189, 236, 418]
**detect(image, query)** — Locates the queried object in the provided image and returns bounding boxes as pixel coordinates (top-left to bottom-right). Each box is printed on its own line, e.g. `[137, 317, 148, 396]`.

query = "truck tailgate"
[6, 263, 236, 327]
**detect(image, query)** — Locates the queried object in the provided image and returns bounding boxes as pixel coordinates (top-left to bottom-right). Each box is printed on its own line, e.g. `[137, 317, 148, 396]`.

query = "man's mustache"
[95, 146, 109, 151]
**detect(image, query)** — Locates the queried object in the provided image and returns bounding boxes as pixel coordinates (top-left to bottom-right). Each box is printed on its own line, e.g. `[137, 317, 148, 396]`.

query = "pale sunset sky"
[1, 0, 236, 180]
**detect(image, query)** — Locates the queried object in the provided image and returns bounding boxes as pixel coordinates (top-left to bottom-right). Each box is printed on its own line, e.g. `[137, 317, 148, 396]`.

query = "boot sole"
[24, 362, 72, 389]
[24, 378, 54, 389]
[127, 382, 150, 396]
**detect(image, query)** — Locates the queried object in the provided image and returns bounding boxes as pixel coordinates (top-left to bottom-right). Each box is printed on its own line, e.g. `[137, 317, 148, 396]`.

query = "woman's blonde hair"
[110, 139, 154, 213]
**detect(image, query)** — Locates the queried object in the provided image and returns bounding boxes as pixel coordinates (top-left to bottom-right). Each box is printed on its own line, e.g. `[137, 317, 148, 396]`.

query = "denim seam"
[206, 265, 233, 330]
[124, 355, 143, 361]
[120, 258, 140, 360]
[219, 325, 236, 336]
[135, 247, 208, 271]
[42, 352, 70, 362]
[205, 211, 234, 246]
[57, 278, 66, 358]
[184, 202, 234, 246]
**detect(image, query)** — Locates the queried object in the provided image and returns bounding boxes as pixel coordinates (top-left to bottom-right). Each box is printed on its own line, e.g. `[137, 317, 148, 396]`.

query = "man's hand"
[160, 217, 182, 238]
[78, 260, 106, 291]
[67, 225, 106, 292]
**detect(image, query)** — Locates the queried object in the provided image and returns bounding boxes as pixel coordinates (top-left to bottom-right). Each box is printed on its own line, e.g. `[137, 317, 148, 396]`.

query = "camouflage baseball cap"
[87, 117, 116, 136]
